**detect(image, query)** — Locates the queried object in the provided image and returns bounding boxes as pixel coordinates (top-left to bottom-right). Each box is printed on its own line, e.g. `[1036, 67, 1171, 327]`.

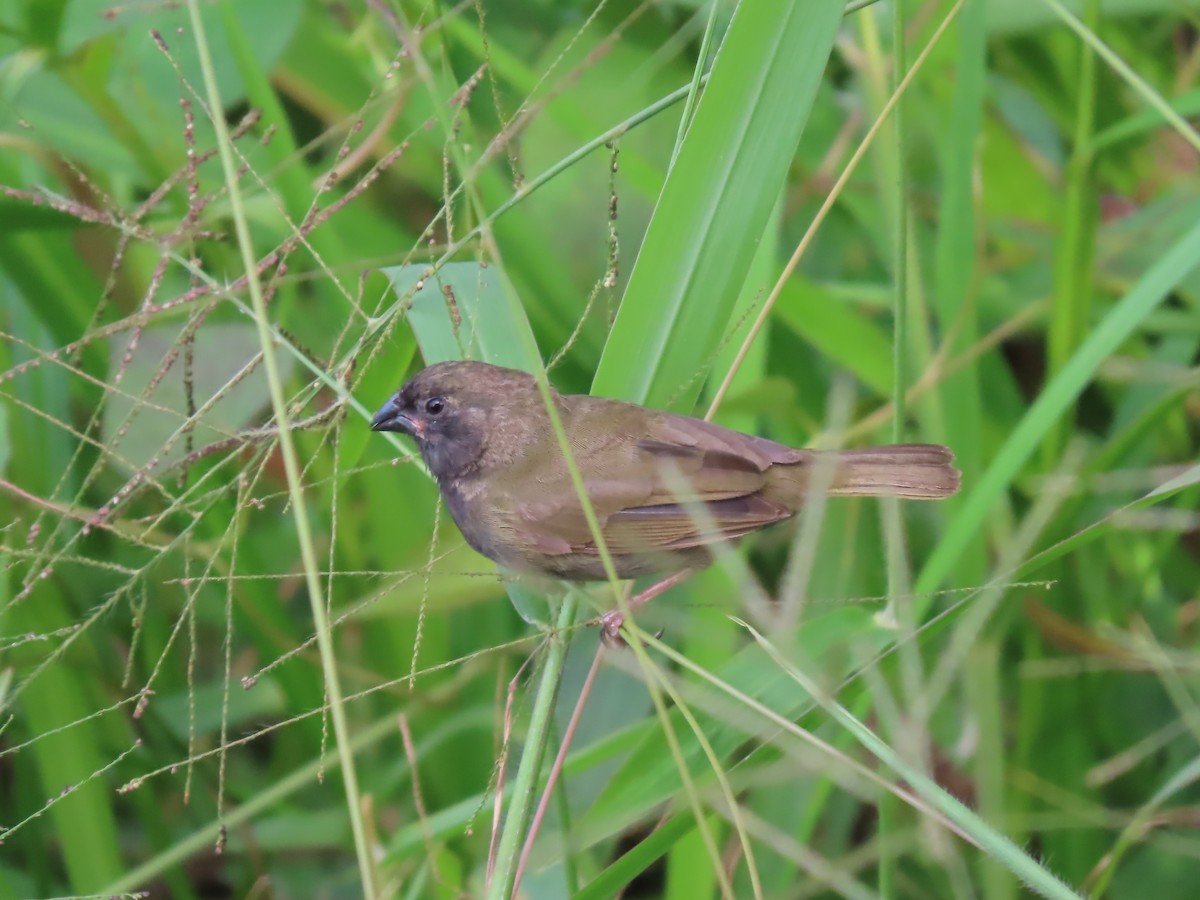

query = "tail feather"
[819, 443, 960, 499]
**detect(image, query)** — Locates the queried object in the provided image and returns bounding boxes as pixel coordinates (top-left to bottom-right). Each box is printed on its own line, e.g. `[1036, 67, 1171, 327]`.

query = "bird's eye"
[424, 397, 446, 416]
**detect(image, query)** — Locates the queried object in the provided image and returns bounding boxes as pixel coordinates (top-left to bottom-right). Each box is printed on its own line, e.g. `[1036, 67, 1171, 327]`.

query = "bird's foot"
[599, 609, 626, 645]
[599, 610, 665, 647]
[597, 568, 694, 646]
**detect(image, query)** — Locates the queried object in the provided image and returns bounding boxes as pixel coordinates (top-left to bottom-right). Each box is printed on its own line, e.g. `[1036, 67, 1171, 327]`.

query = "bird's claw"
[599, 610, 625, 646]
[598, 610, 663, 648]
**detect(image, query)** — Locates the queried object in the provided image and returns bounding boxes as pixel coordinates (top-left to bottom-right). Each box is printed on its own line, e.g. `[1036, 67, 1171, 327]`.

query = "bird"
[370, 361, 960, 612]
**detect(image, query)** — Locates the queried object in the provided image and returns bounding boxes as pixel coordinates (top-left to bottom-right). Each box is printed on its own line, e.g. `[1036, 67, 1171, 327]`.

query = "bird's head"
[371, 360, 542, 480]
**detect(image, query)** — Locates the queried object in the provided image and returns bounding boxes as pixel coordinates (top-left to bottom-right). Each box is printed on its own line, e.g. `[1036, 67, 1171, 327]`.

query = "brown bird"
[371, 361, 959, 595]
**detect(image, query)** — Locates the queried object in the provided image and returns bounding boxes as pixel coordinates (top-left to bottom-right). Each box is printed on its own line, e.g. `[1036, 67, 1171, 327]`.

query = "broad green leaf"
[381, 261, 542, 373]
[593, 0, 844, 409]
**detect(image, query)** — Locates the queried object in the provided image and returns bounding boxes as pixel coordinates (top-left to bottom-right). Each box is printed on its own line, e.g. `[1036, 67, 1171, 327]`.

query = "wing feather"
[506, 403, 800, 558]
[600, 493, 792, 553]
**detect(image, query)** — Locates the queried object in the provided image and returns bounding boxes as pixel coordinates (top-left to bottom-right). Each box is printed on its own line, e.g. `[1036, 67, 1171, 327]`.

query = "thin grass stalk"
[1045, 0, 1099, 467]
[645, 656, 762, 899]
[881, 2, 910, 888]
[184, 2, 376, 895]
[669, 0, 721, 172]
[618, 620, 736, 900]
[966, 642, 1014, 900]
[890, 0, 908, 448]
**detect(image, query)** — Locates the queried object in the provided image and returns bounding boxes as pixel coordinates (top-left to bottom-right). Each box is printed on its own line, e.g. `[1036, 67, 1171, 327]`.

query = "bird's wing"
[598, 491, 793, 553]
[507, 406, 801, 556]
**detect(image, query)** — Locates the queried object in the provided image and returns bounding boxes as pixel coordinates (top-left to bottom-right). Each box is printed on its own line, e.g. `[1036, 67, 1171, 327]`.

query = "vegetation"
[2, 0, 1199, 897]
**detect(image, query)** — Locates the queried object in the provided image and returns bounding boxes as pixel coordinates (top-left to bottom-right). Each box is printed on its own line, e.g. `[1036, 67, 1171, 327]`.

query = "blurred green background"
[2, 0, 1200, 897]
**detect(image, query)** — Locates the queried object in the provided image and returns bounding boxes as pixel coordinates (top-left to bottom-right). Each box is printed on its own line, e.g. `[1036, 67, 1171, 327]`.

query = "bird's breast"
[436, 476, 515, 567]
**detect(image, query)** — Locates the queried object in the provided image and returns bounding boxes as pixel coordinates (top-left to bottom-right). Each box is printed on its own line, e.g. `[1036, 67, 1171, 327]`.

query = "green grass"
[3, 1, 1200, 898]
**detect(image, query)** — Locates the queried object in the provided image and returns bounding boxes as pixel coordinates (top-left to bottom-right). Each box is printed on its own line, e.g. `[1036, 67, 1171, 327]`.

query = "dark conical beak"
[370, 398, 419, 435]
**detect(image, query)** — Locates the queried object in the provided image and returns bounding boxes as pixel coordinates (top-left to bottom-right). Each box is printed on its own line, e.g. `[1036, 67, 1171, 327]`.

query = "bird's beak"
[370, 400, 421, 436]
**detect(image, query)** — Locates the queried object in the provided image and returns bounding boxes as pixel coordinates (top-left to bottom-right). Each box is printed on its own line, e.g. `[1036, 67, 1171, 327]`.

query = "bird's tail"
[813, 443, 960, 499]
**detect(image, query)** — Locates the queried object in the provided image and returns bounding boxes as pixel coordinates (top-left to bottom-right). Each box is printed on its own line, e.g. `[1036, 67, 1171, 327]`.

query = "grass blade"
[593, 0, 844, 408]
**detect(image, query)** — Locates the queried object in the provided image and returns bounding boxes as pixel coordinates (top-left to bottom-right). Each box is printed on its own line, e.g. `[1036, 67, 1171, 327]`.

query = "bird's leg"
[600, 568, 694, 644]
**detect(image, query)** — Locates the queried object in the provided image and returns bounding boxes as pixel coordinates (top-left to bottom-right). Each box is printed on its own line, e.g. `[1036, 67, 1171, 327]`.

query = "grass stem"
[185, 2, 376, 895]
[487, 593, 578, 900]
